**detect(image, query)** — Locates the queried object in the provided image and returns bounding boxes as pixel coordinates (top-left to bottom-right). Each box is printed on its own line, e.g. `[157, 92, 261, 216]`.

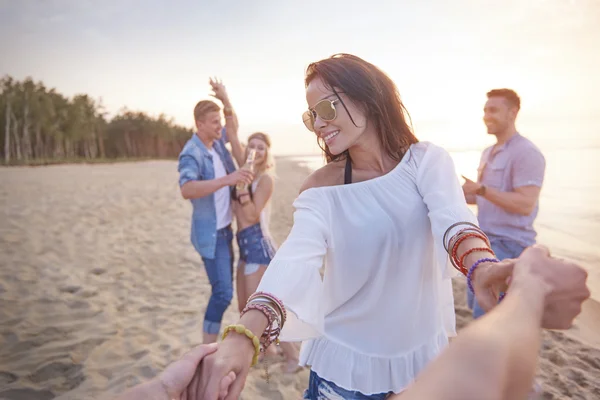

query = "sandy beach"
[1, 158, 599, 400]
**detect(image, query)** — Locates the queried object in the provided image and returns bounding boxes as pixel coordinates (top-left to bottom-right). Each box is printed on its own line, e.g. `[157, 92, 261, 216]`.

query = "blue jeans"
[201, 226, 234, 334]
[467, 238, 527, 319]
[303, 370, 391, 400]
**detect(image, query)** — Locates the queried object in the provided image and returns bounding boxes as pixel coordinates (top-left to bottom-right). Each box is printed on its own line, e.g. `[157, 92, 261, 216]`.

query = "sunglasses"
[302, 98, 339, 132]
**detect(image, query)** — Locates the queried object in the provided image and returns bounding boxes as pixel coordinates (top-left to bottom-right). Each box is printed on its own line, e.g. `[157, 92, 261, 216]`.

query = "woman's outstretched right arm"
[391, 246, 589, 400]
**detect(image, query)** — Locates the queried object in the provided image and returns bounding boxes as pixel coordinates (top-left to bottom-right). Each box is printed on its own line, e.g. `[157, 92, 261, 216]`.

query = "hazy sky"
[1, 0, 599, 154]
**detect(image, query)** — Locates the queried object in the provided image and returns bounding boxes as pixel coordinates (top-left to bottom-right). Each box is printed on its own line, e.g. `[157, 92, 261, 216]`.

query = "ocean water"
[287, 147, 600, 301]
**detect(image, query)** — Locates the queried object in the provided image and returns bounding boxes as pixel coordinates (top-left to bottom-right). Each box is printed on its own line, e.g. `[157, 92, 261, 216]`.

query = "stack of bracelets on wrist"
[222, 292, 286, 369]
[243, 291, 286, 349]
[443, 222, 499, 295]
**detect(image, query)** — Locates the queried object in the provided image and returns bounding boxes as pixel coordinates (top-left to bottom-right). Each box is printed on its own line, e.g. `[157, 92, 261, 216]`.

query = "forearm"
[238, 309, 270, 337]
[113, 379, 167, 400]
[456, 237, 495, 271]
[180, 178, 228, 199]
[398, 282, 544, 400]
[221, 96, 238, 132]
[480, 187, 533, 216]
[222, 309, 270, 359]
[222, 97, 244, 166]
[228, 128, 245, 167]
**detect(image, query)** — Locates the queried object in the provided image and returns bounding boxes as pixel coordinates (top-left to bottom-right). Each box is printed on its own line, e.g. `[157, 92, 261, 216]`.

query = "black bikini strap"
[344, 155, 352, 184]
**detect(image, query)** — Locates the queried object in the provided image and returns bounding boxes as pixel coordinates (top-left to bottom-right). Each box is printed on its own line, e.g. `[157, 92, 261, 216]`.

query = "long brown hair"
[305, 54, 418, 163]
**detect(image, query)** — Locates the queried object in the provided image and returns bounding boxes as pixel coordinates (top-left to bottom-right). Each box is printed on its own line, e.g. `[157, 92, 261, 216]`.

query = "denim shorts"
[303, 370, 391, 400]
[236, 223, 275, 266]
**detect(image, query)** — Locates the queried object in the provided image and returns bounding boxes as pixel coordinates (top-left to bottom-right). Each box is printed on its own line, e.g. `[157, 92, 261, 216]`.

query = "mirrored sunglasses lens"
[315, 100, 336, 121]
[302, 111, 314, 132]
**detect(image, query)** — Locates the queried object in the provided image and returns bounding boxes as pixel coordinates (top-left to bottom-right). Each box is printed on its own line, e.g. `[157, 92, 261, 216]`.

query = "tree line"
[1, 75, 194, 165]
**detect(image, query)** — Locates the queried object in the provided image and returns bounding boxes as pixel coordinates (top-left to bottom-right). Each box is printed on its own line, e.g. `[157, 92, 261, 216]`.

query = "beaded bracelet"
[222, 324, 261, 366]
[449, 233, 488, 274]
[242, 303, 274, 328]
[241, 302, 280, 349]
[243, 294, 286, 350]
[451, 232, 491, 273]
[244, 300, 282, 330]
[467, 257, 499, 294]
[459, 247, 495, 274]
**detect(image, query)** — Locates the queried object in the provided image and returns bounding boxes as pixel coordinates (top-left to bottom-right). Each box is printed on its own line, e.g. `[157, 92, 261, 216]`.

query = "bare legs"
[237, 262, 300, 372]
[236, 261, 247, 313]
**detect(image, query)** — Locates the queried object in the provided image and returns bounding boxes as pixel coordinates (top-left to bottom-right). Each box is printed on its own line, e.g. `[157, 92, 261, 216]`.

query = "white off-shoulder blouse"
[256, 142, 478, 394]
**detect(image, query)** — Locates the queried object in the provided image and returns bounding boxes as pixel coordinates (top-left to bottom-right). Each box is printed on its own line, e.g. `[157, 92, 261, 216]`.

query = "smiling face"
[483, 92, 519, 137]
[247, 137, 268, 168]
[305, 76, 368, 156]
[195, 111, 223, 142]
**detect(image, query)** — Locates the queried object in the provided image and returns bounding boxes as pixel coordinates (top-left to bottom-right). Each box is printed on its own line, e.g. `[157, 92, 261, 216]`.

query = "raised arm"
[210, 78, 245, 166]
[392, 246, 589, 400]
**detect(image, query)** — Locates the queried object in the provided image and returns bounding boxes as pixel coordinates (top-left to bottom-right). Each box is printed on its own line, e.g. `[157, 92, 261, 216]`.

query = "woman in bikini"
[232, 131, 300, 373]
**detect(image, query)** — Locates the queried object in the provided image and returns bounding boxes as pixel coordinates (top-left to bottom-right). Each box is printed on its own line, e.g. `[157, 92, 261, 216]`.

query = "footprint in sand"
[130, 350, 149, 361]
[0, 388, 55, 400]
[0, 371, 18, 385]
[29, 361, 85, 392]
[59, 285, 81, 294]
[546, 349, 567, 367]
[566, 367, 589, 389]
[90, 268, 106, 276]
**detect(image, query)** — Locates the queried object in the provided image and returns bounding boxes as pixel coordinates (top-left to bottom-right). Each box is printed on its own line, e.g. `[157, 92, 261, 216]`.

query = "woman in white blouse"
[195, 54, 516, 399]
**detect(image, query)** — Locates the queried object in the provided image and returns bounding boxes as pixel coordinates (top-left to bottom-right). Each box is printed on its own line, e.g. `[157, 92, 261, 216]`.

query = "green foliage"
[0, 75, 194, 164]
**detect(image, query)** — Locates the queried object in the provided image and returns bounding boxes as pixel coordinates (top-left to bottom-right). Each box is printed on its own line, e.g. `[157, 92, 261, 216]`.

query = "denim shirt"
[178, 129, 236, 259]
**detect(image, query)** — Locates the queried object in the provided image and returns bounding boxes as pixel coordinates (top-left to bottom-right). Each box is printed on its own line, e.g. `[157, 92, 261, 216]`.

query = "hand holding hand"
[192, 334, 255, 400]
[512, 245, 590, 329]
[472, 258, 515, 310]
[158, 343, 235, 400]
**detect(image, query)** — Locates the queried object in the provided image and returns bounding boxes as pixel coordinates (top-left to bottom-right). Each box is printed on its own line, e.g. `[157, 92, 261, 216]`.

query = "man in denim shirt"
[178, 79, 251, 343]
[463, 89, 546, 319]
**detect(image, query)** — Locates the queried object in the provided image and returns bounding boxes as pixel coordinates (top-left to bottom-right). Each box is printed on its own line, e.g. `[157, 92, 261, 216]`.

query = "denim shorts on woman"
[236, 223, 275, 267]
[303, 370, 391, 399]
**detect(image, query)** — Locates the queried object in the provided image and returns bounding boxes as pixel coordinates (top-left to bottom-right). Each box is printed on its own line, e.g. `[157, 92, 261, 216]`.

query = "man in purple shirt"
[463, 89, 546, 319]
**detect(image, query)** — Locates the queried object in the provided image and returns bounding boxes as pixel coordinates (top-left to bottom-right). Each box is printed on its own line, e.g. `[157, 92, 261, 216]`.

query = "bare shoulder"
[254, 173, 274, 193]
[299, 161, 345, 194]
[257, 173, 274, 186]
